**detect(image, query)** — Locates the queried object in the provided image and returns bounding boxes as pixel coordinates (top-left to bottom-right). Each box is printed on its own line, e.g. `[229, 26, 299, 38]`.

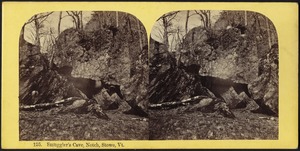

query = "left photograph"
[19, 11, 149, 140]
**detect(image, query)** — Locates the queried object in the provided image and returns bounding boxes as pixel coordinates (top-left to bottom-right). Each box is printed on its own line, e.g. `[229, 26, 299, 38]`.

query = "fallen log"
[19, 97, 82, 111]
[149, 96, 235, 118]
[149, 95, 209, 109]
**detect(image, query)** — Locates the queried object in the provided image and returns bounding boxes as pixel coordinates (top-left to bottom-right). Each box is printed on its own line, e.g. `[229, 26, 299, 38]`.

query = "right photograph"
[148, 10, 278, 140]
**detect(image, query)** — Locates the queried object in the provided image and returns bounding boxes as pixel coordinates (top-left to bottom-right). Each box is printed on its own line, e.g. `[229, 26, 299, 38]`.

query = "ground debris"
[149, 109, 278, 140]
[20, 108, 148, 140]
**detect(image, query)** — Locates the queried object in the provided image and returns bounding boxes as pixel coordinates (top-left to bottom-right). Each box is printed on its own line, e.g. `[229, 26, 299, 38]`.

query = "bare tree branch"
[194, 10, 211, 29]
[66, 11, 83, 29]
[25, 12, 54, 25]
[157, 11, 180, 21]
[166, 12, 179, 24]
[66, 11, 77, 27]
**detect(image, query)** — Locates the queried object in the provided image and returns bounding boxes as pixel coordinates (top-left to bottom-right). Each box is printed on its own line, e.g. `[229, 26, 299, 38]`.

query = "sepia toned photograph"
[19, 11, 149, 140]
[148, 10, 278, 140]
[2, 1, 298, 149]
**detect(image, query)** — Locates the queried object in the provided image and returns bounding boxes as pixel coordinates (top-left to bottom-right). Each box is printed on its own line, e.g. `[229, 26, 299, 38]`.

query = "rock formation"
[19, 12, 148, 117]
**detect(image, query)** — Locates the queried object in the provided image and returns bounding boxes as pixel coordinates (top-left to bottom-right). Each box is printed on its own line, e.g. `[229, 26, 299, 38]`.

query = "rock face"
[149, 39, 214, 104]
[180, 27, 259, 84]
[248, 45, 279, 115]
[54, 28, 131, 83]
[19, 41, 83, 105]
[19, 68, 83, 105]
[149, 67, 214, 104]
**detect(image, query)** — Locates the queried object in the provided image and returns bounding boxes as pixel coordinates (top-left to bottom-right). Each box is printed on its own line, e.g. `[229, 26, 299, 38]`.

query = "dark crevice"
[199, 75, 251, 98]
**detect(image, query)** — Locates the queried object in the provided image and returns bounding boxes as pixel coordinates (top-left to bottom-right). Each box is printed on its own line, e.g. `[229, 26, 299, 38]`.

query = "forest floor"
[149, 106, 278, 140]
[19, 107, 148, 140]
[20, 105, 278, 140]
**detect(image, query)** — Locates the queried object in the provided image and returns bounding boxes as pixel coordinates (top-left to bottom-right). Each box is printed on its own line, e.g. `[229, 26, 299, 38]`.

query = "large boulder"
[19, 67, 83, 105]
[148, 41, 214, 104]
[19, 41, 83, 105]
[220, 87, 259, 110]
[52, 14, 148, 115]
[220, 87, 245, 109]
[180, 27, 259, 84]
[177, 24, 278, 116]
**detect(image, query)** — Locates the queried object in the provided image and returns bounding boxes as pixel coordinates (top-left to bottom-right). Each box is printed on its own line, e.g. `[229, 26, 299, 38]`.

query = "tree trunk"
[136, 18, 143, 50]
[209, 11, 211, 28]
[149, 96, 235, 118]
[244, 11, 247, 26]
[170, 33, 175, 51]
[97, 13, 102, 29]
[162, 16, 169, 50]
[20, 97, 81, 111]
[266, 17, 271, 49]
[149, 96, 209, 109]
[49, 46, 55, 69]
[19, 25, 26, 48]
[177, 28, 182, 45]
[58, 11, 62, 34]
[77, 14, 81, 30]
[203, 11, 210, 29]
[116, 11, 119, 27]
[126, 14, 134, 41]
[80, 11, 83, 30]
[185, 10, 190, 34]
[34, 15, 41, 47]
[269, 23, 276, 45]
[257, 15, 262, 36]
[177, 52, 182, 67]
